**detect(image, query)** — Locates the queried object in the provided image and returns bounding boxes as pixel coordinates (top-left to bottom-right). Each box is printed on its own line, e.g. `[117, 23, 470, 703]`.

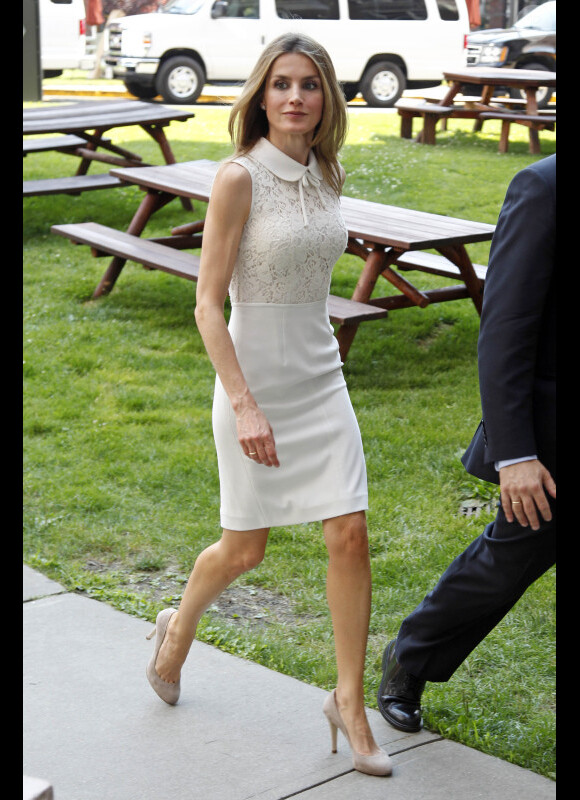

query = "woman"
[146, 33, 391, 777]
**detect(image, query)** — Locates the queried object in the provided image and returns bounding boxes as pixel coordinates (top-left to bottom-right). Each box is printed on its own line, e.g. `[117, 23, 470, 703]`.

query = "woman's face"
[262, 52, 324, 145]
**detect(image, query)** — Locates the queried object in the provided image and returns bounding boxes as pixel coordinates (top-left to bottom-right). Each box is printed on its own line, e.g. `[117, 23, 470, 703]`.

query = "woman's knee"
[220, 529, 268, 577]
[236, 547, 266, 574]
[324, 512, 369, 559]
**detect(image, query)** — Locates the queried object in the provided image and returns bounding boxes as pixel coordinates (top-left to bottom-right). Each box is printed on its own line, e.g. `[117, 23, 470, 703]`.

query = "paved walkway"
[24, 565, 555, 800]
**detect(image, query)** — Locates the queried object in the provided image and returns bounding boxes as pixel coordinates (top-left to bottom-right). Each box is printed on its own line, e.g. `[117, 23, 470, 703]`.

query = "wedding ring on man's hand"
[248, 451, 257, 456]
[511, 500, 521, 504]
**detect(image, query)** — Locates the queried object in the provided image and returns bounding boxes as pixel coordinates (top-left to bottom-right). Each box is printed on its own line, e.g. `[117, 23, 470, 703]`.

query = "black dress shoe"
[377, 639, 425, 733]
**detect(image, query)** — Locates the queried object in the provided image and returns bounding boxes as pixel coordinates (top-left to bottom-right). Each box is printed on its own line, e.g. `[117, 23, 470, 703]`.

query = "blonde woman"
[146, 33, 391, 777]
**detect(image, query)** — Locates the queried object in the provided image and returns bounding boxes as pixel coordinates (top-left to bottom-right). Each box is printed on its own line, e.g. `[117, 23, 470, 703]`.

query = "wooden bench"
[23, 135, 87, 155]
[395, 250, 488, 283]
[350, 250, 488, 309]
[395, 102, 455, 144]
[419, 94, 487, 130]
[50, 222, 388, 327]
[479, 111, 556, 154]
[23, 173, 125, 197]
[23, 135, 111, 156]
[483, 98, 556, 111]
[479, 97, 556, 112]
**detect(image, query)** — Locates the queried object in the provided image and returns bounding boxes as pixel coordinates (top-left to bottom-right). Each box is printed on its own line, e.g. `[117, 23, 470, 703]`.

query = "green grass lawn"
[23, 102, 555, 779]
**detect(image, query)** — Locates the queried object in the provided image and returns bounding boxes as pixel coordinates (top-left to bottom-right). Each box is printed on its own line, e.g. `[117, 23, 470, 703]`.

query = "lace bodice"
[227, 138, 348, 304]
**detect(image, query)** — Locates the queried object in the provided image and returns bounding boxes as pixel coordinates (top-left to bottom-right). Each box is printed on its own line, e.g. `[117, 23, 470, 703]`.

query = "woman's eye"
[272, 79, 319, 90]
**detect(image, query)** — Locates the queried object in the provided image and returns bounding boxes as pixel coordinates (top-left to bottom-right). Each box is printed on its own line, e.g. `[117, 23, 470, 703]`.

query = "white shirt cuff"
[495, 456, 538, 471]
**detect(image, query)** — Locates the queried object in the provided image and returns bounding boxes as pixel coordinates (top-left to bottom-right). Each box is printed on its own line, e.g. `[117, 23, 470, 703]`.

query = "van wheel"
[156, 56, 205, 104]
[360, 62, 405, 107]
[124, 81, 159, 100]
[341, 83, 359, 102]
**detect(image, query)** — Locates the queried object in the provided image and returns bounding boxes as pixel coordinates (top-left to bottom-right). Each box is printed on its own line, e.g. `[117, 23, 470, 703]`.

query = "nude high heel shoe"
[323, 690, 392, 777]
[146, 608, 180, 705]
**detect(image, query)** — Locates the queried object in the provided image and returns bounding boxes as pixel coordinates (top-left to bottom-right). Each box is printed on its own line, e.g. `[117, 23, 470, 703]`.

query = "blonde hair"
[228, 33, 348, 196]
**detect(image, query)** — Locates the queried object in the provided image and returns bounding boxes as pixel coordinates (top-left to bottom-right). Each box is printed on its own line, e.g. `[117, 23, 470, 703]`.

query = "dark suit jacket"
[462, 155, 556, 485]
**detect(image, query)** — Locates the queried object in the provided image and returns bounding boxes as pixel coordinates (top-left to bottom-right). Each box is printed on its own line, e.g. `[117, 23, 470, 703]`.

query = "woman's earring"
[260, 103, 266, 110]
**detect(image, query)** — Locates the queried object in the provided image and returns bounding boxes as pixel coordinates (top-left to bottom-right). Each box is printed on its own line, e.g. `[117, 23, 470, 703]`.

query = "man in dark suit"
[377, 154, 556, 733]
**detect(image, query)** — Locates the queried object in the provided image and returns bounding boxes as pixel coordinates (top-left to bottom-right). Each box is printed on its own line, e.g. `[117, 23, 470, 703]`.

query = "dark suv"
[466, 1, 556, 107]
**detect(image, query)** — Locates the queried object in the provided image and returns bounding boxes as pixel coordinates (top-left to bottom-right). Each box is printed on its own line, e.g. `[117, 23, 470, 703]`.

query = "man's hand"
[499, 459, 556, 530]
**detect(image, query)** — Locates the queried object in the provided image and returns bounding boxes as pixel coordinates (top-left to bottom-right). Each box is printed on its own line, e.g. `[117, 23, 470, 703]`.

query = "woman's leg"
[155, 527, 269, 683]
[323, 511, 381, 756]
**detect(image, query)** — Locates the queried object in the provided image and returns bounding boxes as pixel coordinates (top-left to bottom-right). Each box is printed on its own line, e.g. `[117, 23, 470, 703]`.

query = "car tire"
[124, 81, 159, 100]
[360, 61, 405, 107]
[156, 56, 205, 104]
[510, 62, 554, 109]
[341, 82, 360, 102]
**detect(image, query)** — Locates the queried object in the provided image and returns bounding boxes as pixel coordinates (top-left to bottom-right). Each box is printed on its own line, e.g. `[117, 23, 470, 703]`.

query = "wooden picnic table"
[51, 159, 495, 361]
[441, 67, 556, 114]
[23, 99, 195, 201]
[397, 67, 556, 152]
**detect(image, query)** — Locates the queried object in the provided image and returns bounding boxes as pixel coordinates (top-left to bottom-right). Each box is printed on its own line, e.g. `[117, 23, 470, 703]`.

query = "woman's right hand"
[236, 401, 280, 467]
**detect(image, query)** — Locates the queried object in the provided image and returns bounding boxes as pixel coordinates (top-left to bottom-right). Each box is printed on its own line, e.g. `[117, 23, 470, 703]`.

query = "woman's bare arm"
[195, 162, 279, 467]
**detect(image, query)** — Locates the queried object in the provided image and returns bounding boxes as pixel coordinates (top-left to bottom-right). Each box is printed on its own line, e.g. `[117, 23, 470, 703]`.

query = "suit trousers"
[395, 499, 556, 683]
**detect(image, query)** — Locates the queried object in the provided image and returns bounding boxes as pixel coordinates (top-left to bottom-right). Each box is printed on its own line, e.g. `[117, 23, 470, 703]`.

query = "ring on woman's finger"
[248, 451, 257, 456]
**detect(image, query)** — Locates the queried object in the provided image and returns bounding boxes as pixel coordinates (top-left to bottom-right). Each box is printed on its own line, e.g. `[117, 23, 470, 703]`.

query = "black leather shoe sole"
[377, 698, 423, 733]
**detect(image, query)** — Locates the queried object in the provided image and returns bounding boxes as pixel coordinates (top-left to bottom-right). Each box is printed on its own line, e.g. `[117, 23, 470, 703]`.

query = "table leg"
[436, 244, 484, 314]
[525, 86, 539, 115]
[77, 132, 146, 165]
[92, 190, 173, 298]
[418, 81, 460, 144]
[74, 148, 151, 169]
[499, 119, 511, 153]
[142, 123, 193, 212]
[473, 84, 494, 131]
[422, 115, 438, 145]
[335, 247, 389, 360]
[380, 264, 431, 308]
[335, 245, 431, 360]
[75, 130, 106, 176]
[524, 87, 541, 154]
[400, 111, 414, 139]
[481, 84, 495, 105]
[440, 80, 461, 107]
[74, 128, 147, 174]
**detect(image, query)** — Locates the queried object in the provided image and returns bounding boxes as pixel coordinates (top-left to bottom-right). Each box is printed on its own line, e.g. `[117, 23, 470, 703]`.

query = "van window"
[162, 0, 205, 13]
[435, 0, 459, 20]
[347, 1, 427, 21]
[224, 0, 260, 16]
[275, 0, 340, 20]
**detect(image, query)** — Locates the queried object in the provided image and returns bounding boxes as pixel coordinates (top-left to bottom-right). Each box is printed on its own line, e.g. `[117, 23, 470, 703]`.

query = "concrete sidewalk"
[23, 565, 555, 800]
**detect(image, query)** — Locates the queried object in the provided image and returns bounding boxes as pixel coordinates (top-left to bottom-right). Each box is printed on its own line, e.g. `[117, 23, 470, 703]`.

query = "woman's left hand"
[236, 402, 280, 468]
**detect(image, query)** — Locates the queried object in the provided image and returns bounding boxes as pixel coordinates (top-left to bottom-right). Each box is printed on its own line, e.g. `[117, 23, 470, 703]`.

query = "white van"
[106, 0, 469, 107]
[40, 0, 94, 77]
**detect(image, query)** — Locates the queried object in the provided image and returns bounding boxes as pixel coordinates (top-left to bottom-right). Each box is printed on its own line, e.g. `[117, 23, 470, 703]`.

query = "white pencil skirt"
[212, 300, 368, 531]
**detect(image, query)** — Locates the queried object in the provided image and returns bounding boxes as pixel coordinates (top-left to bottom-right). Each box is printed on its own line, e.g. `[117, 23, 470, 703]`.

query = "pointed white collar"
[249, 137, 323, 183]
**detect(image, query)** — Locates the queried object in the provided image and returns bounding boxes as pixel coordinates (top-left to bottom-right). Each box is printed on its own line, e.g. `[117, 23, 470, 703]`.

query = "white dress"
[212, 137, 368, 531]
